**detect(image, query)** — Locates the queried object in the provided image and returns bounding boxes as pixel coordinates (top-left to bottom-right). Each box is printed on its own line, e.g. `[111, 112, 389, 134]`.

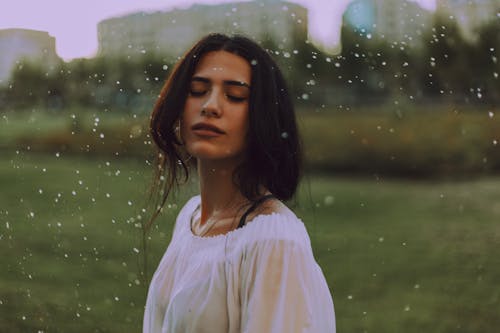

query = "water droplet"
[324, 196, 335, 205]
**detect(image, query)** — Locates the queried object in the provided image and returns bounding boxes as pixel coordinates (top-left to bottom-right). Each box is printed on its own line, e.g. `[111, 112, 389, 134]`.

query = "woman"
[144, 33, 335, 333]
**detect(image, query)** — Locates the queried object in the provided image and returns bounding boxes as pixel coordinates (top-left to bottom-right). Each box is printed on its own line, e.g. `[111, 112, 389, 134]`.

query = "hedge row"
[5, 108, 500, 177]
[299, 109, 500, 176]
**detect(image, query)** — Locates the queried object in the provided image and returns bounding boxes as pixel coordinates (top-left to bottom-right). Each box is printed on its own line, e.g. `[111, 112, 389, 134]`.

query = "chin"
[187, 142, 243, 162]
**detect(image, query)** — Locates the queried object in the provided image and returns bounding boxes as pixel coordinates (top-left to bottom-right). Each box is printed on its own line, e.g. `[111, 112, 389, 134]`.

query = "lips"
[191, 123, 225, 135]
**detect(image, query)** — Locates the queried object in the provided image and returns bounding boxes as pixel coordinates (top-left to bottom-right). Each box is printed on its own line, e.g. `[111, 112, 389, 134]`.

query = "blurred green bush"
[3, 107, 499, 177]
[299, 108, 500, 176]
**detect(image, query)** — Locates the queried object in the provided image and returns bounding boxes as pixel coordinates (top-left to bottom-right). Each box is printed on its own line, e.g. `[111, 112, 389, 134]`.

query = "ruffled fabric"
[143, 195, 335, 333]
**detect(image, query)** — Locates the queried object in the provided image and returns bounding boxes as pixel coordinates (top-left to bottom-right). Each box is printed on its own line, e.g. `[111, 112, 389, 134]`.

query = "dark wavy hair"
[147, 33, 302, 229]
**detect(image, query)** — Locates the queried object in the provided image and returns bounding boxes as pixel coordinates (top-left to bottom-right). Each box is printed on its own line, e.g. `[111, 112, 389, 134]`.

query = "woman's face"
[181, 50, 251, 163]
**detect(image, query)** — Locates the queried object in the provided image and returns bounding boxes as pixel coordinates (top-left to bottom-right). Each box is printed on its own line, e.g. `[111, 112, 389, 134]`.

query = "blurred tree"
[0, 22, 497, 111]
[420, 14, 471, 104]
[339, 22, 393, 105]
[469, 19, 500, 105]
[5, 60, 48, 108]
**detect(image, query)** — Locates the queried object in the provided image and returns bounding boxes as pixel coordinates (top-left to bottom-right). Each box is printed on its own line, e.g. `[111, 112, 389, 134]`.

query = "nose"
[201, 88, 222, 117]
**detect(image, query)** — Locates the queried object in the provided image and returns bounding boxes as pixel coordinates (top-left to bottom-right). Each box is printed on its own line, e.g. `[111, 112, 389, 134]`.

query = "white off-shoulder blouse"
[143, 196, 335, 333]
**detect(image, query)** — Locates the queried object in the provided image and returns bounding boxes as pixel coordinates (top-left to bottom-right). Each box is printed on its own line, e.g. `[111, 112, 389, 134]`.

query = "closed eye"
[189, 89, 206, 97]
[189, 79, 208, 97]
[226, 95, 247, 102]
[225, 85, 249, 103]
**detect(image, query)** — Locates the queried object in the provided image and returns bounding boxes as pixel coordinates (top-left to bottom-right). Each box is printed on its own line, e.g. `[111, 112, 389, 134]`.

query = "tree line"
[0, 13, 498, 111]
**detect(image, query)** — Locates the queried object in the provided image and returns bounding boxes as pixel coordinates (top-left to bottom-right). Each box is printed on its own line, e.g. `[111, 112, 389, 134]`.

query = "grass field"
[1, 151, 499, 332]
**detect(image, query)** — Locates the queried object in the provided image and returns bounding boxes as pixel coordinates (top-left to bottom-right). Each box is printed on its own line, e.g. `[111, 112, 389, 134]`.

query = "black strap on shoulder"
[236, 194, 275, 229]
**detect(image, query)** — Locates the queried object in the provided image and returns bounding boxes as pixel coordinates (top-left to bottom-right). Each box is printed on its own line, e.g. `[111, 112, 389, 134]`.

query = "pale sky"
[0, 0, 436, 60]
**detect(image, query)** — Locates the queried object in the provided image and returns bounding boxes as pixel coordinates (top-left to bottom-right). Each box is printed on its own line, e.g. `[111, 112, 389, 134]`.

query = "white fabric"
[143, 196, 335, 333]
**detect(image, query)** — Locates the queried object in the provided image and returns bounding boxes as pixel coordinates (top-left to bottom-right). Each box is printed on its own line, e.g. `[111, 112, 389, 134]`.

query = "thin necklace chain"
[190, 194, 273, 237]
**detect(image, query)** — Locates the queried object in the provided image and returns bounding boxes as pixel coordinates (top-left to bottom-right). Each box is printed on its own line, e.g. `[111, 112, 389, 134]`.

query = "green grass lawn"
[1, 152, 499, 332]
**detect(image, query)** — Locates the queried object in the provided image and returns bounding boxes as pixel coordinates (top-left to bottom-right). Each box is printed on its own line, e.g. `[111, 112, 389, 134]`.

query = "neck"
[197, 158, 247, 226]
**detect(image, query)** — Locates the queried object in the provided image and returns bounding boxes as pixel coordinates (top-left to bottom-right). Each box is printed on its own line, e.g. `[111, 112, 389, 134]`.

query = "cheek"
[180, 108, 192, 141]
[233, 109, 250, 143]
[239, 107, 250, 132]
[182, 100, 197, 124]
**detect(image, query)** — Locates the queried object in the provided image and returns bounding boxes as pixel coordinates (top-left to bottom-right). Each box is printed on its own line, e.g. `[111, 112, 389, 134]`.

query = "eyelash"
[189, 90, 247, 102]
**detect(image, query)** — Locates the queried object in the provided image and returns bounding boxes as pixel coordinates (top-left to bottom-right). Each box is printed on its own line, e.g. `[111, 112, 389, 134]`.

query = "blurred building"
[0, 28, 59, 84]
[342, 0, 432, 47]
[437, 0, 499, 41]
[97, 0, 307, 59]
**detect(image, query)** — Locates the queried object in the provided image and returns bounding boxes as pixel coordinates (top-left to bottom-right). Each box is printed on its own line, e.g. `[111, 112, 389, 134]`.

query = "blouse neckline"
[185, 196, 289, 241]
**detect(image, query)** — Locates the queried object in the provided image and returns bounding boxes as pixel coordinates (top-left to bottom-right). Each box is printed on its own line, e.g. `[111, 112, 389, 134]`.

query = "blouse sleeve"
[170, 195, 199, 240]
[240, 237, 335, 333]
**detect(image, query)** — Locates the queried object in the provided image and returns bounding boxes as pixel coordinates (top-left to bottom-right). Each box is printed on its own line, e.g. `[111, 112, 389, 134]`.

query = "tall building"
[97, 0, 307, 59]
[342, 0, 432, 47]
[437, 0, 499, 41]
[0, 29, 59, 84]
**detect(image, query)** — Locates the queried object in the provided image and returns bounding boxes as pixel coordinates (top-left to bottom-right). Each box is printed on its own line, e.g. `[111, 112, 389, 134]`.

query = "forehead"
[193, 51, 251, 83]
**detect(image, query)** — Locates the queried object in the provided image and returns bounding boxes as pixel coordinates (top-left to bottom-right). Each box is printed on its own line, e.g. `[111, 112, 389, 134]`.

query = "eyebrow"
[191, 76, 250, 88]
